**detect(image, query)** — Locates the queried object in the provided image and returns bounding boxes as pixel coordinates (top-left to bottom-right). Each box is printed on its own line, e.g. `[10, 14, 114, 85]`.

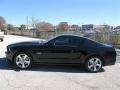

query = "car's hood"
[8, 40, 46, 47]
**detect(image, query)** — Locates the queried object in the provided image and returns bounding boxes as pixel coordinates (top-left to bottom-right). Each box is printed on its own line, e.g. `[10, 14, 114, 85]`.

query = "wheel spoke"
[16, 60, 22, 65]
[89, 60, 94, 64]
[88, 64, 94, 69]
[93, 66, 97, 71]
[21, 63, 25, 68]
[95, 59, 99, 64]
[96, 63, 101, 67]
[17, 55, 23, 60]
[24, 60, 30, 64]
[23, 55, 28, 60]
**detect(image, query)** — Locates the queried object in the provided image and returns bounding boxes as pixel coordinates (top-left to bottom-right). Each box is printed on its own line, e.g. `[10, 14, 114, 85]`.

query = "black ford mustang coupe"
[6, 34, 116, 72]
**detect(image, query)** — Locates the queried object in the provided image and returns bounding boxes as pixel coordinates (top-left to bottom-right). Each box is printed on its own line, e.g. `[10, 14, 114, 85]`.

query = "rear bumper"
[104, 57, 116, 66]
[104, 50, 117, 66]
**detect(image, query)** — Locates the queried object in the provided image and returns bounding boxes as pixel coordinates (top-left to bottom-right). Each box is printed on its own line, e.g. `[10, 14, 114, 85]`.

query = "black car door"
[36, 36, 83, 63]
[35, 36, 72, 63]
[50, 36, 83, 63]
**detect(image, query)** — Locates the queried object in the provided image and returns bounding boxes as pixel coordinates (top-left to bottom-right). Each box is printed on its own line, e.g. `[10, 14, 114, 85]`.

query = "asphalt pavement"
[0, 35, 120, 90]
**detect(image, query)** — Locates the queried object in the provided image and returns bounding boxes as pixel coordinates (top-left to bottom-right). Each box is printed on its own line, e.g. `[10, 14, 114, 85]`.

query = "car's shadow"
[0, 57, 105, 73]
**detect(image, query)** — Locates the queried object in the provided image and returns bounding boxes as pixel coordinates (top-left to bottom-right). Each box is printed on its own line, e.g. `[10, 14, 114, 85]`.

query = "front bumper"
[5, 51, 13, 62]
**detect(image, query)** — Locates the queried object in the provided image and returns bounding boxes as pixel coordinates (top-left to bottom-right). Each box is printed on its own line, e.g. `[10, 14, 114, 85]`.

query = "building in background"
[82, 24, 113, 33]
[114, 26, 120, 31]
[82, 24, 94, 31]
[69, 25, 81, 32]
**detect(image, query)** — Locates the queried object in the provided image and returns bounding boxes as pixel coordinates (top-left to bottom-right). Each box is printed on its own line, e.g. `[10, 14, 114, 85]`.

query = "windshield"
[44, 35, 58, 44]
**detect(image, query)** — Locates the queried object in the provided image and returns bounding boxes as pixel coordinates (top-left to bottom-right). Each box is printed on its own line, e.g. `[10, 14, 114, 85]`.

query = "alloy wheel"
[15, 54, 31, 69]
[87, 57, 102, 72]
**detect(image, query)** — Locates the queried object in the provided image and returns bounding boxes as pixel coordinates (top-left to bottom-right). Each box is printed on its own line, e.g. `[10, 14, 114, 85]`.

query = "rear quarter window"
[84, 39, 99, 47]
[69, 36, 83, 47]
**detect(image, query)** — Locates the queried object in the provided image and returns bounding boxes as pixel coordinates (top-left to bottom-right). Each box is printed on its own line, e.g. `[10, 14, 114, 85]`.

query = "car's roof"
[54, 34, 84, 38]
[46, 34, 85, 42]
[54, 34, 101, 44]
[46, 34, 102, 45]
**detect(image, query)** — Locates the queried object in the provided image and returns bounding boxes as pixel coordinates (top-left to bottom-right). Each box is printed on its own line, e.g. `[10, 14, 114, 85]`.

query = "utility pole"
[32, 16, 35, 28]
[26, 16, 29, 30]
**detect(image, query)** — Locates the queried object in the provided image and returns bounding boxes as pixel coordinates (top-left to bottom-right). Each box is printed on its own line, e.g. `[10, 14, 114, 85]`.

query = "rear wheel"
[14, 52, 32, 69]
[85, 56, 103, 72]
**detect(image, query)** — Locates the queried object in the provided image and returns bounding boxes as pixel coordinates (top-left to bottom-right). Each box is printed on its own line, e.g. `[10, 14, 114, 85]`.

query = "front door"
[35, 36, 82, 63]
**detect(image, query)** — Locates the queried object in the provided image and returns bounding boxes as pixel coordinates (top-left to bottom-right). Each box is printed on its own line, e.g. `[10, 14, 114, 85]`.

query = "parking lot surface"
[0, 35, 120, 90]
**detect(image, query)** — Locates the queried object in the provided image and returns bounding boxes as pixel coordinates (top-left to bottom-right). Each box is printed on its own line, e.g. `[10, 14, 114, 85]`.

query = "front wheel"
[85, 56, 103, 72]
[14, 52, 32, 69]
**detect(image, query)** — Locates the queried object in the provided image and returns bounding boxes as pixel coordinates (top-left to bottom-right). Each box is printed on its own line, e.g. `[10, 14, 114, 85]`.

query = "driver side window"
[54, 37, 70, 46]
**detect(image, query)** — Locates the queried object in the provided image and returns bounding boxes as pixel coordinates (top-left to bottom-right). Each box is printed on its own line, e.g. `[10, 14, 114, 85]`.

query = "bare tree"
[57, 22, 69, 32]
[0, 16, 6, 31]
[101, 24, 113, 32]
[35, 22, 54, 31]
[30, 20, 54, 38]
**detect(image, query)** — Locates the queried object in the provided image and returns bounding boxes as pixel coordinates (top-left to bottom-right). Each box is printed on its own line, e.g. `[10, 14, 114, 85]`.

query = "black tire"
[13, 52, 33, 69]
[85, 56, 103, 73]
